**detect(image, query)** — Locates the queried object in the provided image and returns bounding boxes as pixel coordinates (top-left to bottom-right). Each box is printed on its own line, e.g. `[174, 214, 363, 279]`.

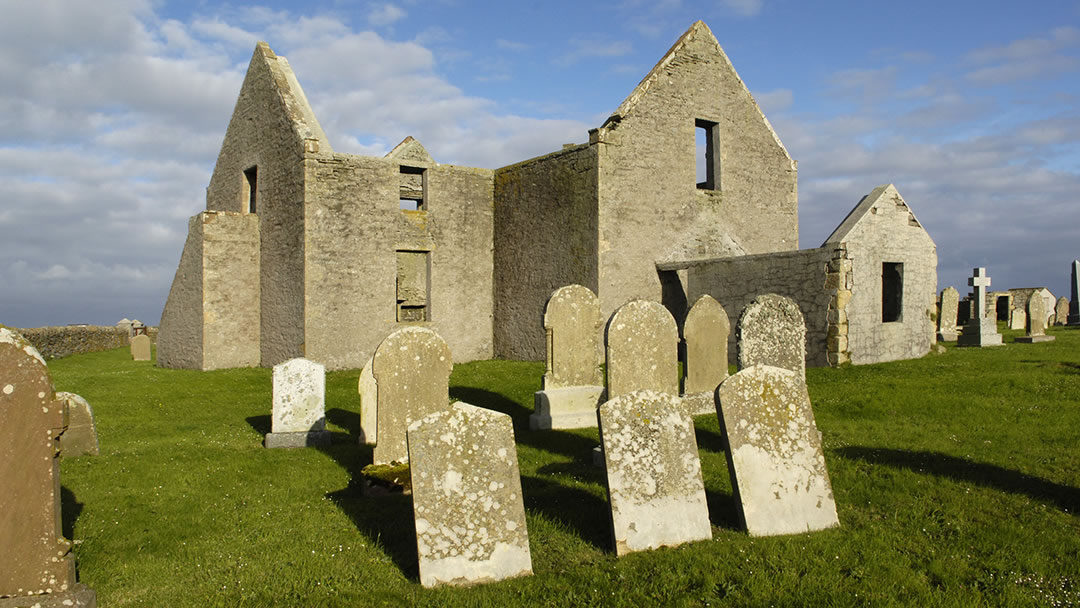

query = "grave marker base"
[529, 386, 604, 430]
[264, 430, 330, 449]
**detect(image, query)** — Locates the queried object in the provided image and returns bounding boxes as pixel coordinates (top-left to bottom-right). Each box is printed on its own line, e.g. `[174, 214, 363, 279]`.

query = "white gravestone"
[531, 285, 605, 430]
[265, 358, 330, 448]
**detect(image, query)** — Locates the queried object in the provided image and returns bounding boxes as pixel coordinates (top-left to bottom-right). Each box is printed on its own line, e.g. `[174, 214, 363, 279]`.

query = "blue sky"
[2, 0, 1079, 328]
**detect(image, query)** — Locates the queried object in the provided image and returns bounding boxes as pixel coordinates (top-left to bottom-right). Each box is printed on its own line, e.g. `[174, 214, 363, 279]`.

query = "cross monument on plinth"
[958, 267, 1003, 347]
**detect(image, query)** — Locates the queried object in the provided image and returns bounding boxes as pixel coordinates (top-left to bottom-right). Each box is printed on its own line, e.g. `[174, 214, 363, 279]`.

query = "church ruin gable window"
[243, 166, 258, 213]
[399, 165, 426, 211]
[695, 119, 721, 191]
[396, 250, 430, 322]
[882, 262, 903, 323]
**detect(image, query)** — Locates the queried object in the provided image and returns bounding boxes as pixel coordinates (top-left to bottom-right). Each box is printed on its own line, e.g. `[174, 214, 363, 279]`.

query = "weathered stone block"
[542, 285, 603, 389]
[407, 402, 532, 587]
[130, 333, 151, 361]
[716, 365, 839, 536]
[683, 294, 730, 396]
[266, 357, 329, 449]
[56, 392, 99, 458]
[605, 300, 679, 400]
[598, 390, 712, 555]
[357, 356, 377, 445]
[737, 293, 806, 377]
[530, 385, 605, 430]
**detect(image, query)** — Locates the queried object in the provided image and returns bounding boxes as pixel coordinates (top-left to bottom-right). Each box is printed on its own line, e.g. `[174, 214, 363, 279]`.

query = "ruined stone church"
[158, 21, 937, 371]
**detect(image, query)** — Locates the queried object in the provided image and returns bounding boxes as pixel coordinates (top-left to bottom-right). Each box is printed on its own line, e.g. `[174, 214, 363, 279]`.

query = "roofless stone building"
[158, 21, 937, 371]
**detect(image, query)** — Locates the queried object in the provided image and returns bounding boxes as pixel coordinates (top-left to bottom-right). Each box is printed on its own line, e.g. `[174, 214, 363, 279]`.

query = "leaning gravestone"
[1016, 294, 1055, 344]
[716, 364, 839, 536]
[530, 285, 605, 430]
[598, 390, 712, 555]
[958, 268, 1003, 347]
[265, 358, 330, 448]
[1056, 296, 1069, 326]
[605, 300, 679, 401]
[0, 328, 96, 606]
[737, 294, 806, 377]
[371, 327, 452, 465]
[407, 402, 533, 587]
[683, 294, 730, 415]
[56, 392, 99, 458]
[130, 333, 151, 361]
[937, 287, 959, 342]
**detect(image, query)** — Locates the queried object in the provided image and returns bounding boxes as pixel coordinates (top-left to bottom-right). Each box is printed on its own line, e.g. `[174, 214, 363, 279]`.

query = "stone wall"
[493, 145, 599, 360]
[17, 326, 158, 360]
[157, 215, 204, 368]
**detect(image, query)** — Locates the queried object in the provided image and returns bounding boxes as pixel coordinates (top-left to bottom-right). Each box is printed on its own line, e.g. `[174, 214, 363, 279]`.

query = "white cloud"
[722, 0, 763, 17]
[367, 3, 406, 27]
[556, 39, 633, 66]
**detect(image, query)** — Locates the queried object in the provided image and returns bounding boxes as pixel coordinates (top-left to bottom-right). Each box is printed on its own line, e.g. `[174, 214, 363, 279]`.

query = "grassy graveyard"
[51, 326, 1080, 607]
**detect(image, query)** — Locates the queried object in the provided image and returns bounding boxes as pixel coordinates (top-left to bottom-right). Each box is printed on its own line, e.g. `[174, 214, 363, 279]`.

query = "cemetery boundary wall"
[17, 326, 158, 360]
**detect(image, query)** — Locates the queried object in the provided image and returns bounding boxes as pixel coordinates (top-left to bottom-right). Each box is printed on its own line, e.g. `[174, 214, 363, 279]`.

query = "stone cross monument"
[958, 267, 1003, 347]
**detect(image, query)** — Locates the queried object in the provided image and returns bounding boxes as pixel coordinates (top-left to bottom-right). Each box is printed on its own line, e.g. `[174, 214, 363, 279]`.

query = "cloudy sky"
[2, 0, 1079, 328]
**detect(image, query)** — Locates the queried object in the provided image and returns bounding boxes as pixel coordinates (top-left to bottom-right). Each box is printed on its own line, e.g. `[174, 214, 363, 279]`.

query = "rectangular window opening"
[695, 119, 720, 191]
[243, 166, 257, 213]
[399, 165, 426, 211]
[882, 262, 903, 322]
[396, 250, 430, 322]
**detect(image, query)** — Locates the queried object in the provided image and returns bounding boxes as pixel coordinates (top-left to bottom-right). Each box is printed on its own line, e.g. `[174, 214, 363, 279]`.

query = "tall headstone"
[407, 402, 533, 587]
[265, 358, 330, 448]
[1056, 296, 1069, 326]
[605, 300, 679, 401]
[130, 333, 151, 361]
[958, 268, 1003, 347]
[937, 287, 959, 342]
[736, 293, 806, 377]
[371, 327, 452, 465]
[716, 365, 839, 536]
[1016, 293, 1055, 344]
[682, 294, 730, 415]
[56, 392, 99, 458]
[1009, 307, 1026, 330]
[598, 390, 712, 555]
[0, 328, 96, 605]
[1069, 261, 1080, 326]
[530, 285, 605, 430]
[357, 356, 377, 445]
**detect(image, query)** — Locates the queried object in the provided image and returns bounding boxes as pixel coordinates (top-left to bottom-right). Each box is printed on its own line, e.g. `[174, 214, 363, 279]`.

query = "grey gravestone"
[531, 285, 605, 430]
[1056, 296, 1069, 326]
[265, 358, 330, 448]
[1016, 293, 1055, 343]
[737, 293, 806, 377]
[357, 356, 376, 445]
[683, 294, 730, 415]
[958, 268, 1003, 347]
[56, 392, 99, 458]
[372, 327, 452, 465]
[605, 300, 679, 401]
[937, 287, 959, 342]
[407, 402, 532, 587]
[598, 390, 712, 555]
[716, 364, 839, 536]
[130, 333, 151, 361]
[1069, 261, 1080, 326]
[1009, 308, 1026, 330]
[0, 328, 96, 606]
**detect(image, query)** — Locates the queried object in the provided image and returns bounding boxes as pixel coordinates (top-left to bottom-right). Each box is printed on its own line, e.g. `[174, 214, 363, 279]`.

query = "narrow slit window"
[399, 166, 426, 211]
[243, 166, 258, 213]
[882, 262, 903, 322]
[695, 119, 720, 191]
[396, 250, 430, 322]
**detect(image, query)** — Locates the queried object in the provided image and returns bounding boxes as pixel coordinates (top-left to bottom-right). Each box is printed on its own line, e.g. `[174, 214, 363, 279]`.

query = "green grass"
[49, 326, 1080, 607]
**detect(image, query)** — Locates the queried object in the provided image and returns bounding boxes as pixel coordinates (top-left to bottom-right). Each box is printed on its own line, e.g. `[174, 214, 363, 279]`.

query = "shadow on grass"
[521, 474, 611, 551]
[61, 485, 83, 542]
[695, 427, 728, 453]
[326, 408, 362, 436]
[704, 488, 742, 530]
[838, 446, 1080, 514]
[245, 414, 270, 435]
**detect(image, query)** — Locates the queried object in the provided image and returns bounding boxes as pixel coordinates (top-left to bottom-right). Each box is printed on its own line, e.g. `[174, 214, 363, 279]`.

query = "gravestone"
[737, 293, 806, 377]
[682, 294, 730, 415]
[1009, 308, 1026, 330]
[1056, 296, 1069, 326]
[0, 328, 96, 606]
[1016, 293, 1055, 343]
[265, 358, 330, 448]
[56, 392, 99, 458]
[605, 300, 679, 401]
[937, 287, 959, 342]
[130, 333, 151, 361]
[407, 402, 532, 587]
[530, 285, 605, 430]
[958, 268, 1003, 347]
[371, 327, 453, 465]
[1069, 261, 1080, 326]
[357, 356, 377, 445]
[716, 364, 839, 536]
[598, 390, 712, 555]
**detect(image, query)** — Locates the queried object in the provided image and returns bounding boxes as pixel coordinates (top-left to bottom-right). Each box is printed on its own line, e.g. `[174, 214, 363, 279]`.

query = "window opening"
[695, 119, 720, 191]
[243, 166, 257, 213]
[396, 250, 430, 322]
[882, 262, 903, 322]
[399, 166, 426, 211]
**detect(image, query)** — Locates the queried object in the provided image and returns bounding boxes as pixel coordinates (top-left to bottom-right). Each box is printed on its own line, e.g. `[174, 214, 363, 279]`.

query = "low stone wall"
[15, 326, 158, 360]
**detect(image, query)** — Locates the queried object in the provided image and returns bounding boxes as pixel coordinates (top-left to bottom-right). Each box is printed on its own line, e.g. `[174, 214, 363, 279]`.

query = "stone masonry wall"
[667, 247, 837, 368]
[157, 214, 204, 368]
[493, 144, 599, 360]
[17, 326, 158, 360]
[592, 22, 798, 325]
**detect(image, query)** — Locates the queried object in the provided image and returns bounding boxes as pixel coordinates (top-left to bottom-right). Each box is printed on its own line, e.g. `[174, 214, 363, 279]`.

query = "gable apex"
[823, 184, 926, 246]
[386, 136, 435, 165]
